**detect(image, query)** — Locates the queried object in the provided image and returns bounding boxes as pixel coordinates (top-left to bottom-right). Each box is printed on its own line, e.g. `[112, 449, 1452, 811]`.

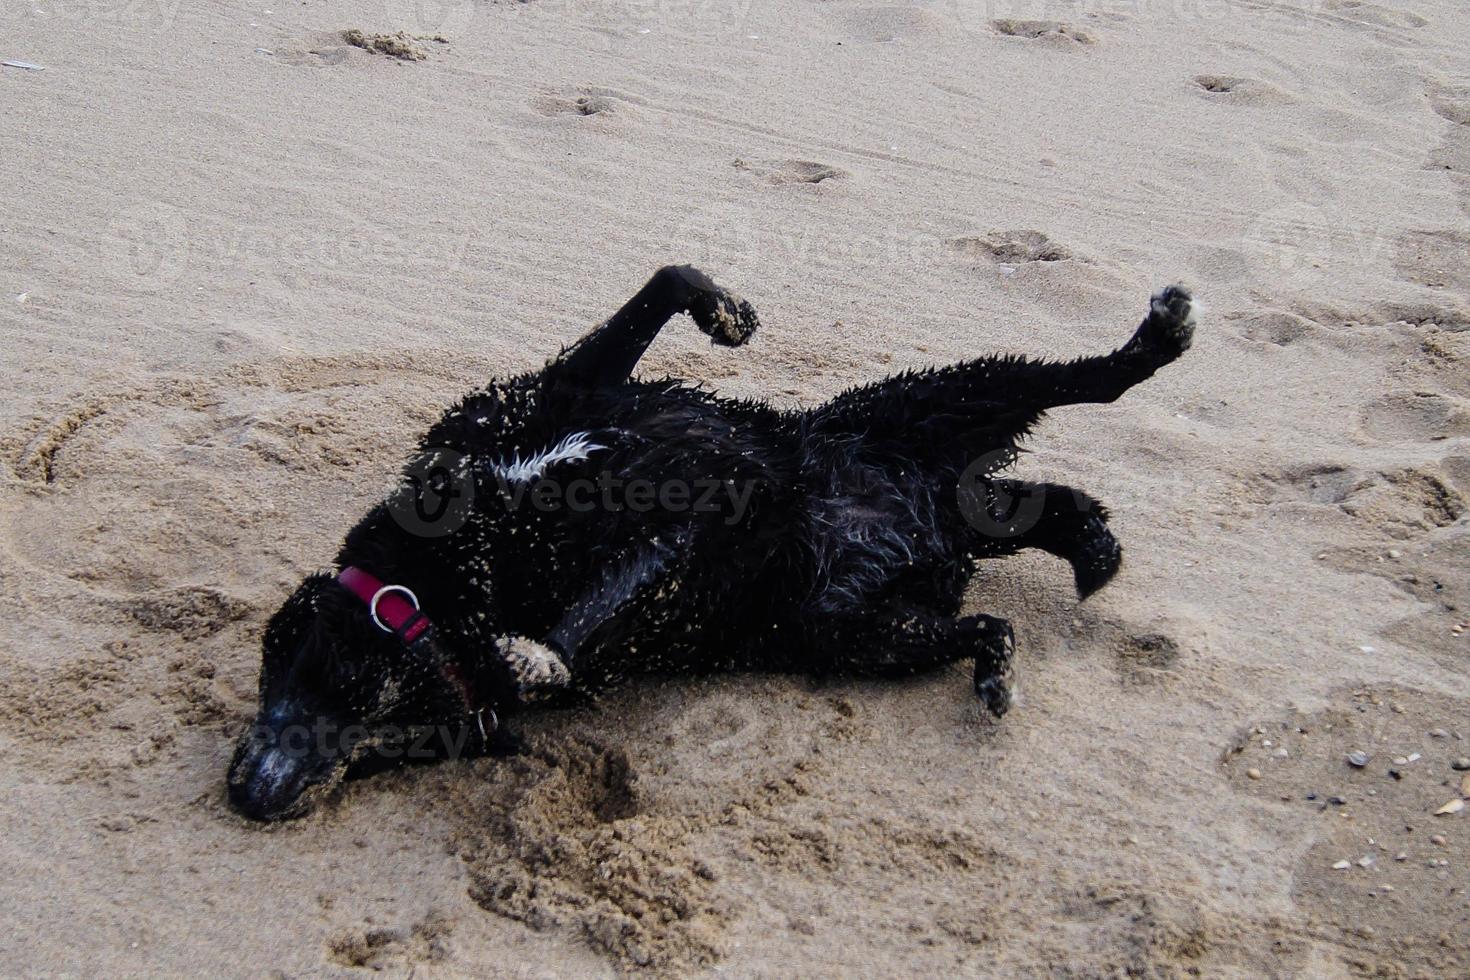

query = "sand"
[2, 0, 1468, 975]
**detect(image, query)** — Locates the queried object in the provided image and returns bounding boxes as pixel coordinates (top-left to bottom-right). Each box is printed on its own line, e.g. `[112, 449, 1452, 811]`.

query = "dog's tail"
[551, 265, 759, 387]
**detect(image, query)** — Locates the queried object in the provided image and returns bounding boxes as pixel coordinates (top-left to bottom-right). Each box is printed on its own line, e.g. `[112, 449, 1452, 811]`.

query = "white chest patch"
[490, 430, 605, 483]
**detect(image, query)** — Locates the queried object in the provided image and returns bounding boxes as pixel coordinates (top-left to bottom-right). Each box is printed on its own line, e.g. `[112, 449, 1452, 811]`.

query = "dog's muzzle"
[227, 703, 349, 821]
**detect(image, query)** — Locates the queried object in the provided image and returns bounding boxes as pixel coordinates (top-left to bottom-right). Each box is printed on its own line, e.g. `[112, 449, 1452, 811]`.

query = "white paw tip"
[494, 636, 571, 689]
[1150, 286, 1199, 328]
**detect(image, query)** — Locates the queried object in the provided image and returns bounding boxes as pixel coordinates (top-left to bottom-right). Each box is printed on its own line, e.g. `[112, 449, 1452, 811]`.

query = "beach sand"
[2, 0, 1468, 975]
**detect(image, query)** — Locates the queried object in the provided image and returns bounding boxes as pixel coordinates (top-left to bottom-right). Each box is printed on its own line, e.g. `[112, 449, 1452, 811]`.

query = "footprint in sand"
[1360, 391, 1470, 442]
[1066, 614, 1188, 687]
[1229, 309, 1319, 346]
[1341, 466, 1466, 531]
[1427, 84, 1470, 215]
[328, 913, 453, 970]
[535, 89, 619, 117]
[947, 229, 1074, 264]
[1412, 328, 1470, 399]
[1320, 0, 1428, 30]
[118, 586, 251, 642]
[1429, 84, 1470, 127]
[1259, 462, 1365, 506]
[1394, 229, 1470, 292]
[273, 31, 386, 68]
[1192, 75, 1292, 106]
[1254, 462, 1464, 532]
[1246, 301, 1470, 344]
[990, 19, 1093, 47]
[734, 158, 848, 186]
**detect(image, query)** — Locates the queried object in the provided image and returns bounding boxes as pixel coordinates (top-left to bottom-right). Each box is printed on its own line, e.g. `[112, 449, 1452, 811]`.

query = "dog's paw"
[967, 616, 1015, 718]
[493, 636, 571, 703]
[1073, 513, 1122, 600]
[688, 288, 760, 347]
[1133, 284, 1196, 363]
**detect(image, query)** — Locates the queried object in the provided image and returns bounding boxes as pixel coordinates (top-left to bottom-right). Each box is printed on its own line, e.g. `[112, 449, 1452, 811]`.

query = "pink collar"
[333, 564, 493, 740]
[337, 566, 432, 644]
[335, 565, 493, 738]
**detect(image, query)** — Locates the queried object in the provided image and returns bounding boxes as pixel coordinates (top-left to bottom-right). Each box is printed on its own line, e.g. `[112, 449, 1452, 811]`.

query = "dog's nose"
[229, 743, 310, 820]
[227, 714, 341, 821]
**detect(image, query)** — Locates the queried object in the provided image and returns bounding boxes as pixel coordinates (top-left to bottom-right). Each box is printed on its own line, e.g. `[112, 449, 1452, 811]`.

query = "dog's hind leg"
[811, 285, 1195, 449]
[805, 604, 1016, 717]
[959, 480, 1121, 598]
[551, 265, 760, 387]
[1005, 283, 1197, 409]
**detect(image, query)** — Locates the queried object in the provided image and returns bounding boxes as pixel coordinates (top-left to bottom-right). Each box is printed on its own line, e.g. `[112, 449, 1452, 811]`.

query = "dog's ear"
[260, 573, 333, 680]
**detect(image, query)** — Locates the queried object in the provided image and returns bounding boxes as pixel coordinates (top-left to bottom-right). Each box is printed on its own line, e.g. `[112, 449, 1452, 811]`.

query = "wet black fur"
[228, 265, 1195, 820]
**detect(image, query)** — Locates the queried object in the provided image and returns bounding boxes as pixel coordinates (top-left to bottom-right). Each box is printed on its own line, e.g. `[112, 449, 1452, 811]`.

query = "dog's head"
[226, 573, 489, 821]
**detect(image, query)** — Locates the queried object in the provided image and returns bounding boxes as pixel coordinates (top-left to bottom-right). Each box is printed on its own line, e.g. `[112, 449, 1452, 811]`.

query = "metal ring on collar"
[368, 584, 420, 633]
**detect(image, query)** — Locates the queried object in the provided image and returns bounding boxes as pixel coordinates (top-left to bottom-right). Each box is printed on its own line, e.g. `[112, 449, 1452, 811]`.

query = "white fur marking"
[491, 430, 605, 483]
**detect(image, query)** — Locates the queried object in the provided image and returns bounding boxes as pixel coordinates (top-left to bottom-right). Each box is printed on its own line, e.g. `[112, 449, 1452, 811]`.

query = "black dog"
[228, 266, 1196, 820]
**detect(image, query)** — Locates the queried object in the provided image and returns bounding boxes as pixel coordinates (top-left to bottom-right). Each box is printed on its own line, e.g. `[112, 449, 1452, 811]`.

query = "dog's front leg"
[494, 537, 682, 702]
[550, 266, 759, 387]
